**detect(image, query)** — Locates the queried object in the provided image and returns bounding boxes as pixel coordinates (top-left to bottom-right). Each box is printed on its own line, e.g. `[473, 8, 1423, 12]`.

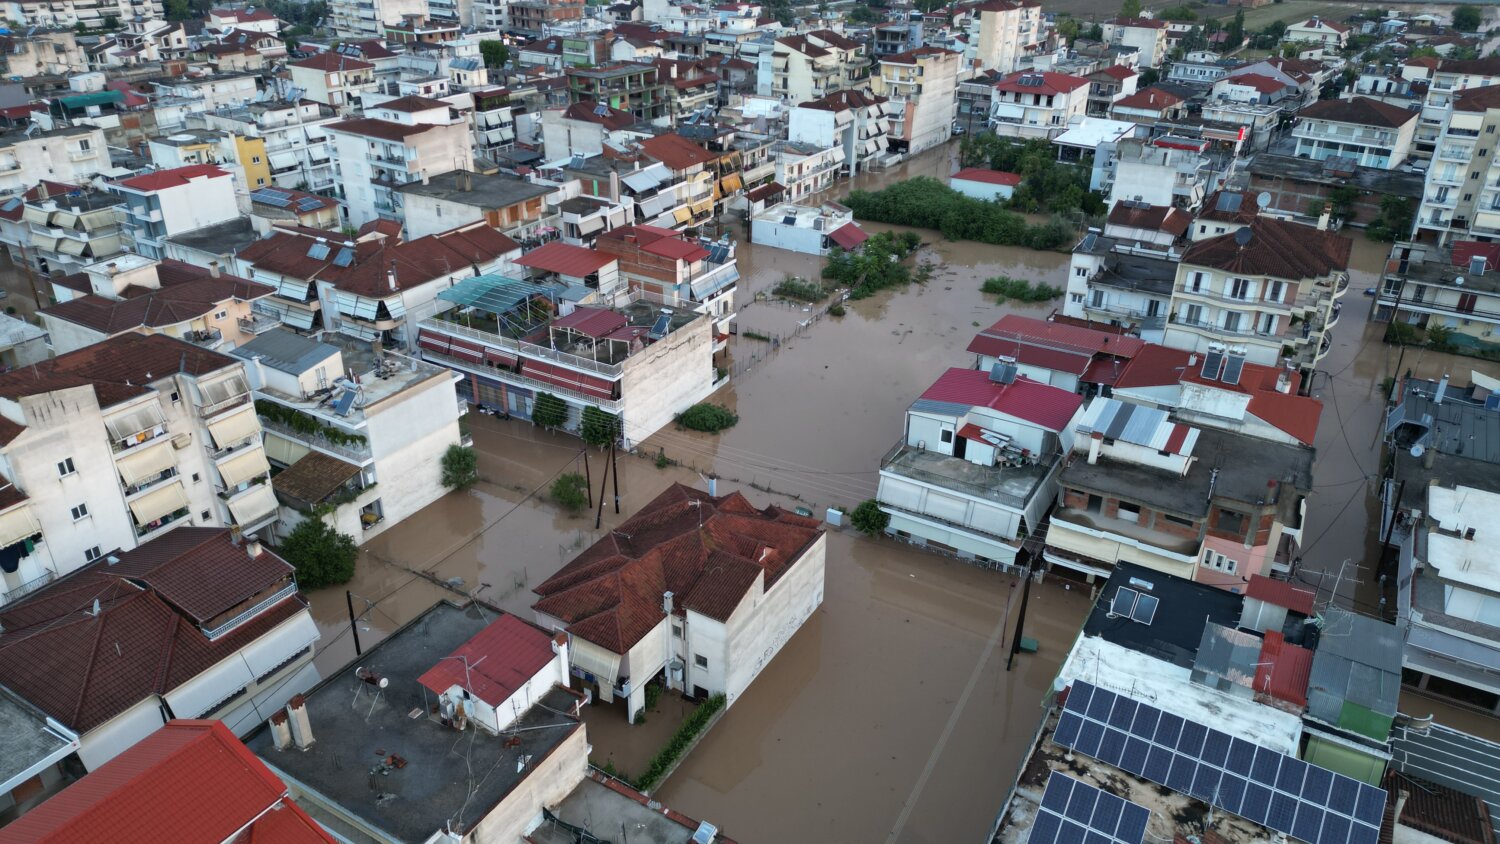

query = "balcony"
[136, 506, 190, 539]
[184, 327, 223, 349]
[123, 466, 180, 498]
[129, 206, 163, 223]
[1173, 316, 1284, 341]
[0, 568, 54, 609]
[258, 415, 373, 463]
[203, 582, 298, 640]
[67, 148, 96, 161]
[238, 312, 283, 335]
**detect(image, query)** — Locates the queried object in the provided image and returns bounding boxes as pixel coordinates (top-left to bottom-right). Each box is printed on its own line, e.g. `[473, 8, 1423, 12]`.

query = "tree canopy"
[1453, 5, 1482, 32]
[280, 518, 358, 589]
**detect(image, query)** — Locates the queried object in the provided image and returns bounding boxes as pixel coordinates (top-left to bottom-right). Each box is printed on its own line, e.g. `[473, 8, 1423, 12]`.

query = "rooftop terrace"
[881, 441, 1056, 510]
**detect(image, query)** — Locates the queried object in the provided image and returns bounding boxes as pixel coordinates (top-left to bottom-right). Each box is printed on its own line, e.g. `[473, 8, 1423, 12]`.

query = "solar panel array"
[1110, 587, 1158, 625]
[1054, 682, 1384, 844]
[307, 242, 331, 260]
[296, 197, 325, 212]
[251, 187, 293, 207]
[1031, 772, 1150, 844]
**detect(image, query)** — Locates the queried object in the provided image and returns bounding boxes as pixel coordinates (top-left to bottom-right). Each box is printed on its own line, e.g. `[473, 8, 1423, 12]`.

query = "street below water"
[290, 141, 1500, 841]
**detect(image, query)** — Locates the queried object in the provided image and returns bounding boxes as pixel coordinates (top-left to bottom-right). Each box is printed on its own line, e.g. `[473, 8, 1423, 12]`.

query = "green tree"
[1226, 8, 1246, 46]
[580, 406, 619, 447]
[1138, 67, 1160, 87]
[479, 40, 509, 69]
[550, 473, 589, 512]
[678, 403, 739, 433]
[165, 0, 191, 20]
[1453, 5, 1482, 32]
[280, 518, 358, 589]
[441, 444, 478, 488]
[1085, 23, 1103, 41]
[102, 14, 118, 28]
[532, 393, 567, 429]
[1120, 0, 1143, 18]
[1056, 17, 1080, 42]
[847, 4, 880, 23]
[851, 500, 890, 536]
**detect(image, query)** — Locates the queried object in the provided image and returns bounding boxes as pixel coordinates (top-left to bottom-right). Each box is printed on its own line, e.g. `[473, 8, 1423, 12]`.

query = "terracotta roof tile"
[416, 614, 556, 705]
[515, 241, 617, 276]
[562, 100, 636, 130]
[639, 132, 717, 170]
[40, 260, 273, 335]
[952, 168, 1021, 186]
[237, 224, 519, 297]
[324, 117, 438, 142]
[1107, 201, 1190, 236]
[995, 70, 1089, 96]
[918, 368, 1083, 431]
[1182, 217, 1351, 280]
[272, 451, 361, 507]
[113, 164, 229, 193]
[1298, 95, 1418, 127]
[0, 332, 238, 407]
[290, 51, 373, 72]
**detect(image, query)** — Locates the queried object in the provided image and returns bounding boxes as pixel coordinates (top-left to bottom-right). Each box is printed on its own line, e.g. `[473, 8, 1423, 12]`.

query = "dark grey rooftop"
[530, 776, 702, 844]
[1307, 606, 1402, 723]
[246, 601, 583, 843]
[165, 216, 260, 256]
[0, 687, 73, 790]
[557, 195, 615, 214]
[395, 169, 553, 209]
[1095, 250, 1178, 296]
[1249, 153, 1426, 199]
[1083, 562, 1244, 668]
[231, 329, 338, 375]
[1389, 377, 1500, 465]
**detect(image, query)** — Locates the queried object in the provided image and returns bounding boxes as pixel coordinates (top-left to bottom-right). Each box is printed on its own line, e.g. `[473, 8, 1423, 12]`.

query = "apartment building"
[596, 223, 738, 346]
[199, 100, 342, 194]
[1109, 87, 1187, 125]
[1414, 56, 1500, 159]
[1283, 16, 1350, 51]
[0, 330, 276, 605]
[326, 0, 424, 40]
[1107, 136, 1212, 210]
[470, 86, 521, 159]
[4, 0, 162, 27]
[1164, 217, 1352, 370]
[0, 28, 87, 75]
[109, 164, 239, 261]
[1375, 240, 1500, 347]
[968, 0, 1045, 74]
[768, 30, 869, 104]
[326, 95, 475, 227]
[989, 70, 1090, 140]
[287, 51, 378, 112]
[0, 124, 109, 197]
[0, 528, 318, 771]
[398, 169, 555, 240]
[532, 484, 823, 721]
[750, 200, 868, 255]
[1043, 395, 1312, 585]
[1292, 96, 1418, 169]
[566, 62, 667, 124]
[876, 365, 1083, 568]
[9, 185, 125, 277]
[771, 140, 842, 202]
[42, 256, 273, 353]
[509, 0, 584, 38]
[1415, 84, 1500, 245]
[1063, 204, 1189, 340]
[871, 46, 961, 156]
[232, 329, 464, 542]
[1085, 65, 1139, 117]
[1101, 17, 1169, 68]
[788, 89, 894, 176]
[637, 133, 718, 229]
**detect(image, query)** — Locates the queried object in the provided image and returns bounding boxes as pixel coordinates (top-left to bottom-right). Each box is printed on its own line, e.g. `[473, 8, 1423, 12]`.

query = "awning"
[129, 481, 189, 526]
[227, 484, 278, 526]
[30, 235, 59, 252]
[51, 211, 79, 229]
[277, 277, 312, 302]
[417, 331, 451, 354]
[268, 151, 297, 171]
[57, 238, 86, 256]
[577, 215, 605, 235]
[673, 206, 692, 224]
[105, 401, 166, 441]
[485, 347, 517, 366]
[284, 307, 316, 330]
[0, 505, 40, 549]
[79, 209, 114, 231]
[263, 433, 309, 467]
[720, 173, 742, 194]
[86, 234, 122, 257]
[570, 636, 622, 683]
[207, 407, 259, 449]
[199, 373, 249, 407]
[335, 291, 380, 320]
[115, 442, 174, 486]
[21, 207, 48, 225]
[217, 446, 271, 488]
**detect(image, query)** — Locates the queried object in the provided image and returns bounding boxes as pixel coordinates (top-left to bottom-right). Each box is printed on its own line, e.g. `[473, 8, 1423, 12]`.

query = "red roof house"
[416, 615, 564, 731]
[919, 367, 1084, 432]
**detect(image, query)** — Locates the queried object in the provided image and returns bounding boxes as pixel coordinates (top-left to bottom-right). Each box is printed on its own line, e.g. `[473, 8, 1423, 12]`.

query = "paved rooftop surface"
[0, 688, 72, 790]
[246, 602, 583, 842]
[529, 776, 702, 844]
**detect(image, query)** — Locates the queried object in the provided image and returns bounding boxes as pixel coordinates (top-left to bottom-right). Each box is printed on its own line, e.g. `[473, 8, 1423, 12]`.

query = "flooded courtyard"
[245, 142, 1500, 840]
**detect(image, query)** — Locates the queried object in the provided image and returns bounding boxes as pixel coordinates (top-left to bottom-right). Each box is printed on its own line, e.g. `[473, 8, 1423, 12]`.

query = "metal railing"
[422, 318, 626, 378]
[257, 416, 373, 462]
[202, 582, 298, 640]
[422, 347, 625, 412]
[0, 568, 53, 607]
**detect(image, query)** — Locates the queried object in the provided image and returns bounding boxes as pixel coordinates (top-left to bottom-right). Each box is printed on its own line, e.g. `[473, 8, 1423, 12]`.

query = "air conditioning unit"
[171, 433, 192, 449]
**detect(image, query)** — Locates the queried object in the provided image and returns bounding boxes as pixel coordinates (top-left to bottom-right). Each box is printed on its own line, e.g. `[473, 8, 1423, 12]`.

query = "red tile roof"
[827, 222, 869, 250]
[1247, 390, 1322, 446]
[797, 89, 887, 111]
[597, 225, 711, 262]
[40, 260, 273, 335]
[639, 132, 717, 171]
[1452, 240, 1500, 268]
[1298, 95, 1418, 128]
[1, 720, 332, 843]
[882, 46, 958, 65]
[1098, 64, 1137, 80]
[951, 168, 1022, 187]
[238, 224, 519, 297]
[918, 368, 1083, 431]
[968, 314, 1146, 360]
[371, 94, 450, 113]
[1293, 16, 1349, 33]
[1245, 573, 1316, 615]
[533, 485, 822, 653]
[515, 241, 617, 277]
[994, 70, 1089, 96]
[0, 332, 238, 409]
[290, 51, 373, 72]
[1112, 87, 1184, 110]
[417, 614, 557, 706]
[563, 101, 637, 130]
[1107, 201, 1191, 237]
[112, 164, 229, 193]
[1225, 72, 1289, 94]
[1182, 217, 1351, 280]
[324, 117, 438, 142]
[1382, 769, 1497, 844]
[1113, 343, 1191, 389]
[1254, 630, 1312, 707]
[1111, 16, 1167, 28]
[552, 306, 629, 338]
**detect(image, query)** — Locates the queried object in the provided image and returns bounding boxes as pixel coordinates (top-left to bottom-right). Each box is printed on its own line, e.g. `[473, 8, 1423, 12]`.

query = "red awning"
[827, 223, 869, 250]
[417, 330, 450, 354]
[484, 348, 517, 367]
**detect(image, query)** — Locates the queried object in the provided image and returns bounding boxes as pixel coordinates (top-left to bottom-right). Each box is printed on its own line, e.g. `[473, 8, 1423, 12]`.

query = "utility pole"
[583, 449, 593, 509]
[346, 590, 363, 656]
[610, 426, 620, 515]
[12, 244, 43, 316]
[594, 443, 611, 530]
[1007, 562, 1034, 672]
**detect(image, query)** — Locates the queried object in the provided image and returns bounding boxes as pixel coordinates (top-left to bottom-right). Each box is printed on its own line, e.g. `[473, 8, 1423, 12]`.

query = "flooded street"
[208, 140, 1500, 841]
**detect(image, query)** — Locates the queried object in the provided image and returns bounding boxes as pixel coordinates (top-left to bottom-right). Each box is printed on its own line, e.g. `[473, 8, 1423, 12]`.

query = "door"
[1458, 292, 1478, 314]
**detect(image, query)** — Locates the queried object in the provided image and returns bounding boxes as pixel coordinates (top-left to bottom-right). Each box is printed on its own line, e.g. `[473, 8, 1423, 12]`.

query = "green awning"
[58, 91, 123, 109]
[438, 274, 555, 315]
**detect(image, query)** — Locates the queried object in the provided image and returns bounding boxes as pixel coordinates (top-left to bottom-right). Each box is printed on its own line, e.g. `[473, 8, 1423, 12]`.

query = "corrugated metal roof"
[1075, 396, 1197, 455]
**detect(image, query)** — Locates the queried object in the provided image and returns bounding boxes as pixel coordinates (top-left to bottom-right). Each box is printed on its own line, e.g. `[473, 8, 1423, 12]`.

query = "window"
[1473, 172, 1483, 181]
[1070, 292, 1084, 304]
[57, 457, 76, 477]
[1188, 271, 1207, 292]
[436, 205, 443, 218]
[256, 178, 266, 186]
[1215, 226, 1226, 234]
[1076, 267, 1088, 277]
[78, 138, 91, 150]
[214, 310, 227, 320]
[694, 654, 708, 668]
[1488, 125, 1495, 134]
[191, 473, 201, 482]
[1184, 303, 1203, 324]
[252, 156, 262, 164]
[1266, 280, 1284, 303]
[1216, 508, 1246, 535]
[1228, 278, 1250, 300]
[84, 546, 101, 562]
[940, 429, 953, 444]
[1223, 311, 1242, 333]
[1117, 501, 1141, 524]
[1203, 551, 1237, 574]
[70, 502, 89, 521]
[1162, 513, 1194, 528]
[170, 390, 181, 403]
[672, 623, 683, 638]
[1483, 149, 1491, 157]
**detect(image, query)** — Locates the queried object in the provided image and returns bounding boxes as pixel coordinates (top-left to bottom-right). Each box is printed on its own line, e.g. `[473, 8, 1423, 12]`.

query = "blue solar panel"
[1077, 720, 1105, 758]
[307, 242, 331, 260]
[1116, 804, 1149, 843]
[1043, 778, 1072, 812]
[1200, 730, 1230, 767]
[1268, 793, 1299, 831]
[1217, 774, 1246, 815]
[1226, 738, 1256, 775]
[1130, 706, 1158, 739]
[1065, 784, 1096, 823]
[1321, 813, 1351, 844]
[1276, 757, 1307, 794]
[1096, 730, 1127, 768]
[1143, 747, 1172, 782]
[332, 389, 356, 416]
[1120, 738, 1149, 777]
[1177, 721, 1207, 757]
[1189, 765, 1221, 802]
[649, 313, 672, 339]
[1055, 711, 1083, 747]
[1328, 778, 1359, 815]
[1153, 713, 1183, 748]
[1355, 784, 1386, 826]
[1293, 804, 1325, 843]
[1165, 755, 1196, 792]
[1033, 812, 1062, 841]
[1302, 765, 1333, 805]
[1032, 773, 1152, 844]
[1251, 747, 1281, 784]
[1086, 689, 1116, 722]
[1240, 783, 1271, 825]
[1107, 698, 1136, 730]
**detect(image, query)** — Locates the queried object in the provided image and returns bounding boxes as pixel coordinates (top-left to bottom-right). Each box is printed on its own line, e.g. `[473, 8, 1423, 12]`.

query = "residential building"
[1414, 57, 1500, 160]
[1101, 17, 1169, 68]
[566, 63, 667, 124]
[1244, 153, 1426, 230]
[1167, 52, 1232, 87]
[540, 101, 640, 160]
[207, 6, 282, 32]
[509, 0, 585, 38]
[1283, 16, 1350, 51]
[968, 0, 1045, 74]
[950, 168, 1020, 202]
[989, 70, 1090, 140]
[109, 164, 239, 261]
[1292, 96, 1418, 169]
[964, 315, 1146, 395]
[873, 20, 922, 59]
[41, 257, 273, 353]
[1415, 84, 1500, 245]
[1052, 118, 1140, 190]
[1374, 241, 1500, 347]
[596, 223, 739, 348]
[326, 95, 475, 227]
[4, 0, 162, 28]
[0, 527, 318, 770]
[788, 89, 894, 176]
[768, 30, 869, 104]
[287, 52, 378, 112]
[637, 132, 719, 228]
[0, 315, 47, 370]
[233, 329, 464, 542]
[750, 200, 869, 256]
[3, 720, 331, 841]
[0, 685, 79, 825]
[1165, 217, 1351, 370]
[325, 0, 424, 40]
[1043, 397, 1312, 585]
[1063, 210, 1186, 341]
[1109, 86, 1187, 125]
[248, 186, 342, 231]
[198, 99, 342, 195]
[956, 71, 1002, 136]
[0, 28, 87, 75]
[1085, 64, 1138, 117]
[1211, 72, 1295, 106]
[0, 124, 109, 197]
[416, 271, 718, 444]
[10, 184, 125, 277]
[1107, 136, 1212, 210]
[876, 365, 1083, 568]
[872, 47, 961, 156]
[772, 140, 842, 202]
[534, 483, 825, 721]
[398, 169, 556, 240]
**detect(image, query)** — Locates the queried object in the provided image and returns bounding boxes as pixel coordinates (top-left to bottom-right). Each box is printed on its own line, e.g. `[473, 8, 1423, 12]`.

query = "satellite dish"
[1455, 276, 1465, 286]
[1410, 444, 1425, 458]
[1234, 227, 1254, 246]
[1256, 191, 1271, 209]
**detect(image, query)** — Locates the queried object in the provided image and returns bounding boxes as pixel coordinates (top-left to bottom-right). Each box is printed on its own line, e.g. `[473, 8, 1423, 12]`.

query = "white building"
[989, 70, 1090, 140]
[109, 164, 239, 260]
[1283, 17, 1350, 51]
[950, 167, 1021, 202]
[198, 100, 342, 194]
[1063, 205, 1187, 340]
[1102, 17, 1169, 68]
[533, 483, 826, 721]
[326, 0, 426, 40]
[2, 0, 162, 27]
[772, 140, 843, 202]
[1107, 136, 1212, 210]
[750, 200, 869, 256]
[327, 96, 475, 227]
[1416, 83, 1500, 245]
[872, 46, 961, 157]
[967, 0, 1047, 75]
[788, 89, 895, 176]
[766, 29, 869, 104]
[287, 51, 378, 113]
[1292, 96, 1418, 169]
[233, 329, 466, 543]
[877, 365, 1083, 568]
[0, 124, 109, 197]
[0, 329, 276, 605]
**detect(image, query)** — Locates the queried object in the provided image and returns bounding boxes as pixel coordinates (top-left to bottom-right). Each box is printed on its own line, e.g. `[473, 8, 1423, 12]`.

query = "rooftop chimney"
[269, 710, 292, 750]
[246, 536, 263, 558]
[1088, 431, 1103, 464]
[387, 262, 398, 292]
[208, 260, 221, 278]
[286, 694, 315, 749]
[663, 590, 674, 614]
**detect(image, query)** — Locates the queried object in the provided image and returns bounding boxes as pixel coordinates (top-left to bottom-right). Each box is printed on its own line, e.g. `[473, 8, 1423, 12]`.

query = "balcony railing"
[203, 582, 299, 640]
[124, 467, 179, 497]
[422, 346, 625, 412]
[258, 415, 373, 462]
[0, 568, 54, 608]
[136, 506, 190, 538]
[1174, 316, 1284, 340]
[421, 318, 626, 378]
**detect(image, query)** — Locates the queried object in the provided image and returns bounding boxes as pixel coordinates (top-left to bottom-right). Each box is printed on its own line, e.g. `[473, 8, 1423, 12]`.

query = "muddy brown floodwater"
[282, 140, 1500, 842]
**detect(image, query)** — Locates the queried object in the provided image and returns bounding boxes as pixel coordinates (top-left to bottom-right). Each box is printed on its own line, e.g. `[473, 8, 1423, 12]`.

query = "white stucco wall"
[720, 533, 825, 707]
[618, 316, 715, 447]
